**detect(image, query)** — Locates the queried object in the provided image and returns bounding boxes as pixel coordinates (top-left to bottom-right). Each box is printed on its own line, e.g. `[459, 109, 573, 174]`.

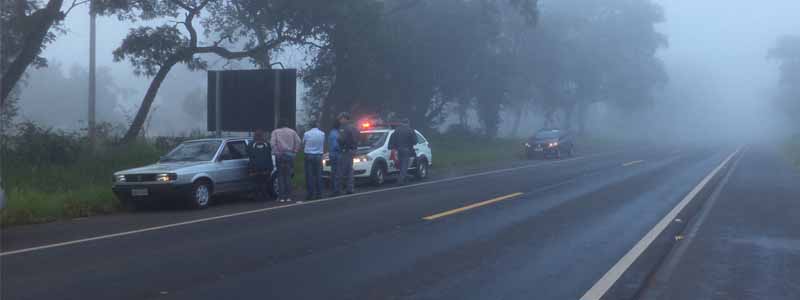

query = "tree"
[305, 0, 538, 134]
[1, 0, 89, 107]
[769, 35, 800, 117]
[101, 0, 317, 143]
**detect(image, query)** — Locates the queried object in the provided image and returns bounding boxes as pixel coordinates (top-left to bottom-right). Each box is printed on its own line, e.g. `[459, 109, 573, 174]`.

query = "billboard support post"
[273, 69, 281, 130]
[214, 71, 222, 137]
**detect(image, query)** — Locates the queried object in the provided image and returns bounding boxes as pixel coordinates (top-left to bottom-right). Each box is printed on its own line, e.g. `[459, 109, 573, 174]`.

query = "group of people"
[247, 112, 382, 203]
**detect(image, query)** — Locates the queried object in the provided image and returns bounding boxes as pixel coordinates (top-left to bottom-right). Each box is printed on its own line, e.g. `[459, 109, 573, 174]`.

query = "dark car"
[525, 129, 575, 159]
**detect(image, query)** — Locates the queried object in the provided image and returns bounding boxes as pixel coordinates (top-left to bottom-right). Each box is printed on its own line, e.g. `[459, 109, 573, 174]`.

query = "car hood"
[117, 161, 210, 174]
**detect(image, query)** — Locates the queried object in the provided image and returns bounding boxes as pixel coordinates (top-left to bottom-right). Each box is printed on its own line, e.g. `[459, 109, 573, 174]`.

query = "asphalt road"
[1, 144, 750, 300]
[639, 145, 800, 300]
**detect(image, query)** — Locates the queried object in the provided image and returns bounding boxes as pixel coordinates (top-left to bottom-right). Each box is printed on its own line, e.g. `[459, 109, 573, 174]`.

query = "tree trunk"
[121, 57, 180, 143]
[1, 0, 64, 106]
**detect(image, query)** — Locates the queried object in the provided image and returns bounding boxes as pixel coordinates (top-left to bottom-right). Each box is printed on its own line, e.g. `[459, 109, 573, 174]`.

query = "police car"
[323, 122, 433, 185]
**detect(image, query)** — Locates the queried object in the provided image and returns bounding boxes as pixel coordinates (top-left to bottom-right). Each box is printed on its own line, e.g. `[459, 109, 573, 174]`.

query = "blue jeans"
[304, 154, 323, 198]
[277, 154, 295, 199]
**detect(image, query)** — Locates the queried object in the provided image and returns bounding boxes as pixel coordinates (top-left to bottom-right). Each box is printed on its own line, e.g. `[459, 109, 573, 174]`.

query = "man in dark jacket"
[388, 118, 417, 185]
[247, 129, 274, 201]
[333, 112, 359, 195]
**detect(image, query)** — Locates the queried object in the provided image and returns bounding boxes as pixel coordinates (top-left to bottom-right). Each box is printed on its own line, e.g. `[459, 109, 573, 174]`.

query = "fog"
[11, 0, 800, 141]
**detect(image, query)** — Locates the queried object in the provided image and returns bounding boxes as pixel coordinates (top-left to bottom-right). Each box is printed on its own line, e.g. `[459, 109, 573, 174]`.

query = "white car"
[323, 127, 433, 185]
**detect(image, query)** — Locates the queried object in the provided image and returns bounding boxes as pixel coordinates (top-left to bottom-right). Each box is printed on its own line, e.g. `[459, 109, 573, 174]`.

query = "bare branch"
[64, 0, 89, 16]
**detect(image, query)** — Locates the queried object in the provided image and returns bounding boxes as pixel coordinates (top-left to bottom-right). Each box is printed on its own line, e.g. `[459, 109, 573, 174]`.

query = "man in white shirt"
[303, 121, 326, 200]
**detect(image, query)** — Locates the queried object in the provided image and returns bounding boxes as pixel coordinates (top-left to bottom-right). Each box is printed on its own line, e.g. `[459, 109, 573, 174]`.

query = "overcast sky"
[27, 0, 800, 135]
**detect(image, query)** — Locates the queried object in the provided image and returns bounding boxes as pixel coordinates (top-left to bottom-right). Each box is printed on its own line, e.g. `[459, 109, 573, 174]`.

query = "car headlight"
[156, 173, 177, 182]
[524, 142, 531, 148]
[353, 155, 370, 163]
[115, 174, 126, 183]
[548, 142, 559, 148]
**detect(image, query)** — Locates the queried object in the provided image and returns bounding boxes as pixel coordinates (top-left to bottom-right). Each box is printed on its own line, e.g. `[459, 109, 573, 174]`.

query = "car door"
[414, 131, 431, 166]
[217, 140, 250, 193]
[385, 131, 399, 173]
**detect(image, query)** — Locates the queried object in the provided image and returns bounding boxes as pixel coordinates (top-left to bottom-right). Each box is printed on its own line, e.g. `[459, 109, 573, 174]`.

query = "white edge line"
[1, 150, 625, 257]
[579, 147, 742, 300]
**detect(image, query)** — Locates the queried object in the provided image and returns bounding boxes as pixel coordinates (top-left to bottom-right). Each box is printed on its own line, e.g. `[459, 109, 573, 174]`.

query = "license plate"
[131, 188, 149, 197]
[534, 147, 544, 152]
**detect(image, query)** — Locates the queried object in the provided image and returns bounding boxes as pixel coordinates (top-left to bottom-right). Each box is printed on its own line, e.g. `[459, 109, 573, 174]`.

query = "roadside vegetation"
[1, 122, 560, 226]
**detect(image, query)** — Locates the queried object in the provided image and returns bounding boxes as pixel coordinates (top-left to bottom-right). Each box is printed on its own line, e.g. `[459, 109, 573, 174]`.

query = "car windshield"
[160, 141, 221, 162]
[535, 131, 561, 139]
[359, 132, 388, 148]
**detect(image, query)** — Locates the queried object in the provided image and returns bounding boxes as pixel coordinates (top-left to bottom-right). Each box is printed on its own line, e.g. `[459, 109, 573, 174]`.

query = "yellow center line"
[622, 160, 645, 167]
[423, 192, 525, 220]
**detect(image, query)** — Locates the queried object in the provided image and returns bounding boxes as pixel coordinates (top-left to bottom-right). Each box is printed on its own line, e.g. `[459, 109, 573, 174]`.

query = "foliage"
[0, 121, 174, 225]
[15, 61, 126, 129]
[769, 35, 800, 116]
[0, 0, 78, 105]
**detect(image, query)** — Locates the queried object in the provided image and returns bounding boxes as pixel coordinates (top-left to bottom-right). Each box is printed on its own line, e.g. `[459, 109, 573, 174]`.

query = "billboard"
[207, 69, 297, 132]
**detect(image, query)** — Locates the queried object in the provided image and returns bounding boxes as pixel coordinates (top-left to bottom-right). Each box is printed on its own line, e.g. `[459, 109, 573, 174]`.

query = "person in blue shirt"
[303, 121, 326, 200]
[328, 119, 341, 196]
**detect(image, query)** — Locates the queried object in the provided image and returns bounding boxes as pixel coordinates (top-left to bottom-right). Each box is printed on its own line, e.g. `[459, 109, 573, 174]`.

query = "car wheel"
[370, 162, 386, 186]
[189, 180, 212, 209]
[415, 158, 429, 180]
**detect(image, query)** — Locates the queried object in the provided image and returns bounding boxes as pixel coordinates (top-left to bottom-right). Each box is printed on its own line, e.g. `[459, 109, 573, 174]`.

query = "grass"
[430, 134, 524, 169]
[1, 131, 615, 226]
[2, 141, 164, 226]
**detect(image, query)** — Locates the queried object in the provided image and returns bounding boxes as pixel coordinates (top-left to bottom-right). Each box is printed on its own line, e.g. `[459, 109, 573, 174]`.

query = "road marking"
[579, 147, 742, 300]
[0, 150, 624, 257]
[423, 192, 524, 220]
[622, 160, 645, 167]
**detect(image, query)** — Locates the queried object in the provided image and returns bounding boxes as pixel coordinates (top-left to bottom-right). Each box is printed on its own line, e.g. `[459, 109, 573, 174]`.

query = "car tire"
[370, 161, 387, 186]
[188, 180, 212, 209]
[415, 158, 429, 180]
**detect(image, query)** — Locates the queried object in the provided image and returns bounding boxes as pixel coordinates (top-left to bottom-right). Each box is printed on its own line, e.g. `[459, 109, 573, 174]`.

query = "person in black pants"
[388, 118, 417, 185]
[333, 113, 358, 195]
[247, 129, 274, 201]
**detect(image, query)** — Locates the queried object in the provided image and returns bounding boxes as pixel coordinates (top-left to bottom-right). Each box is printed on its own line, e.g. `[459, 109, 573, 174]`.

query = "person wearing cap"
[303, 121, 326, 200]
[333, 112, 359, 196]
[270, 119, 302, 202]
[388, 118, 417, 185]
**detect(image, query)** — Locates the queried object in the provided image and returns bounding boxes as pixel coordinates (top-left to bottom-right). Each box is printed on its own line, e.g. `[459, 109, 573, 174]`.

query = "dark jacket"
[246, 141, 274, 173]
[338, 123, 359, 151]
[389, 125, 416, 152]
